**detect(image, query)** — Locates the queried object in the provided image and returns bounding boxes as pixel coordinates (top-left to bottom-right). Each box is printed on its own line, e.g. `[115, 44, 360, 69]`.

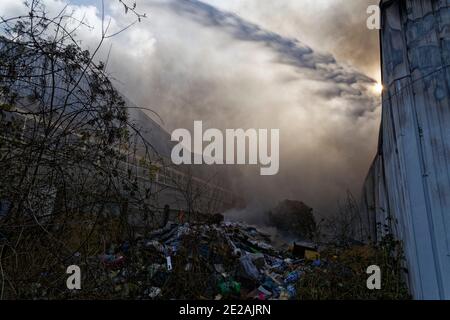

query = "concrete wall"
[362, 0, 450, 299]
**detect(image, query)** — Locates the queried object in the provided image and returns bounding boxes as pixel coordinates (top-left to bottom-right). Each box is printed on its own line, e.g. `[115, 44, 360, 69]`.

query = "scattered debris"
[291, 242, 320, 261]
[87, 221, 319, 299]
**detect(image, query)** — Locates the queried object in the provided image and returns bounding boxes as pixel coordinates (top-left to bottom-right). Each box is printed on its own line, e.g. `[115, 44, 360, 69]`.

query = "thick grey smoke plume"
[0, 0, 382, 217]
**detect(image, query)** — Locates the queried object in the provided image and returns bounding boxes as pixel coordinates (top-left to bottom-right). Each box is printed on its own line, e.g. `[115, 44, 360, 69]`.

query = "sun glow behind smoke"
[373, 82, 383, 94]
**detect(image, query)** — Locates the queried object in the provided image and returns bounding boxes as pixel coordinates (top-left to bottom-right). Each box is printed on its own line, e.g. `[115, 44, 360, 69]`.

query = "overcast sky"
[0, 0, 382, 217]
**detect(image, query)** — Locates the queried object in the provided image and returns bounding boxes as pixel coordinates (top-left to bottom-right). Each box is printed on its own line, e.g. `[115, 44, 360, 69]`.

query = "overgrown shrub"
[296, 235, 410, 300]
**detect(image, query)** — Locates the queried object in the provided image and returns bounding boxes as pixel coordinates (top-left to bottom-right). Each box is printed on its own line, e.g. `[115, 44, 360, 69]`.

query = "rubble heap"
[89, 221, 321, 300]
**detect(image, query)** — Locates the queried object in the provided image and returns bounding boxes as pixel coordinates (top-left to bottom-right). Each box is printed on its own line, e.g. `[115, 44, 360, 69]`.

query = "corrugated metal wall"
[362, 0, 450, 299]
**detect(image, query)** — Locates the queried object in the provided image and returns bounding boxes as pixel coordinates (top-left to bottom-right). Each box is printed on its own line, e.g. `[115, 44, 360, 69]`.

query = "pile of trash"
[90, 221, 322, 300]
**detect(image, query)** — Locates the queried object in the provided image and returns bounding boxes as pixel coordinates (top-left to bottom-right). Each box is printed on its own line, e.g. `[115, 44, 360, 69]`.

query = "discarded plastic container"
[287, 285, 296, 299]
[284, 270, 301, 284]
[166, 256, 173, 271]
[312, 259, 321, 267]
[147, 287, 161, 299]
[218, 280, 241, 295]
[239, 254, 260, 280]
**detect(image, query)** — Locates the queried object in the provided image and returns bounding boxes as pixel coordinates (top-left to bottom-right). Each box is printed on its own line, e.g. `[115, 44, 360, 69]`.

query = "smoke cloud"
[0, 0, 382, 218]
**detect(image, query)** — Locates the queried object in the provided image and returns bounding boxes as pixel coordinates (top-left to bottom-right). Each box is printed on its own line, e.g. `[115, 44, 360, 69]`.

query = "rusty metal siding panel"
[364, 0, 450, 299]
